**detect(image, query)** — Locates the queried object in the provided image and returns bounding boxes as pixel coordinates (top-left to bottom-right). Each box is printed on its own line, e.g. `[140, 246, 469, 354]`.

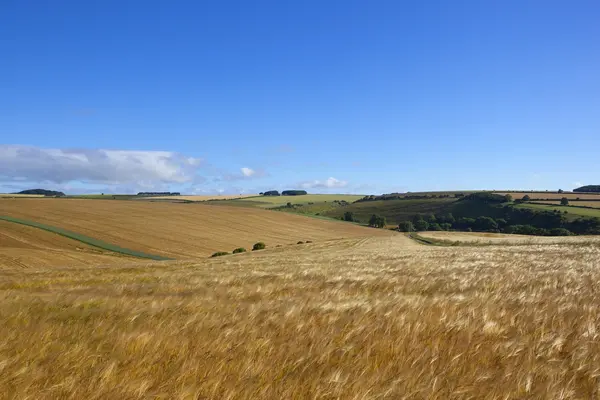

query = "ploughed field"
[0, 199, 392, 265]
[1, 233, 600, 398]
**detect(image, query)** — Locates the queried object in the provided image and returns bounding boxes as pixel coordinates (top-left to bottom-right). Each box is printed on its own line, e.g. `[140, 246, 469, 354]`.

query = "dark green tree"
[560, 197, 569, 206]
[398, 221, 414, 232]
[414, 219, 429, 231]
[343, 211, 355, 222]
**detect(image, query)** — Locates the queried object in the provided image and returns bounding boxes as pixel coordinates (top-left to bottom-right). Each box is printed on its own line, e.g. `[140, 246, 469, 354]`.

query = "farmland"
[207, 194, 365, 208]
[0, 194, 44, 198]
[2, 233, 600, 398]
[495, 191, 600, 200]
[143, 194, 258, 201]
[0, 220, 132, 268]
[532, 200, 600, 208]
[0, 198, 392, 264]
[517, 202, 600, 219]
[418, 230, 600, 245]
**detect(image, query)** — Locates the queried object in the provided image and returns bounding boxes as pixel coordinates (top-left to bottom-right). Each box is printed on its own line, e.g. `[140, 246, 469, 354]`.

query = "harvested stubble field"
[1, 234, 600, 398]
[0, 194, 44, 198]
[0, 220, 133, 268]
[142, 194, 258, 202]
[0, 199, 391, 262]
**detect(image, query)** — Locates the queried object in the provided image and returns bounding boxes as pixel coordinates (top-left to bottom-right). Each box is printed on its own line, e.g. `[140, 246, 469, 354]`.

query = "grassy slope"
[0, 199, 392, 259]
[218, 194, 365, 208]
[2, 236, 600, 398]
[322, 198, 457, 224]
[517, 203, 600, 218]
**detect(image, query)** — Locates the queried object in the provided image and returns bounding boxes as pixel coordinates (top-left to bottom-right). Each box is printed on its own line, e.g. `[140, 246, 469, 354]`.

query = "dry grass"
[0, 199, 391, 261]
[496, 191, 600, 200]
[1, 235, 600, 398]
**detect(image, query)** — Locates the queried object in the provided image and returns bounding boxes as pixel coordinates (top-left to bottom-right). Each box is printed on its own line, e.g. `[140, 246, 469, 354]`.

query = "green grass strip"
[0, 216, 172, 260]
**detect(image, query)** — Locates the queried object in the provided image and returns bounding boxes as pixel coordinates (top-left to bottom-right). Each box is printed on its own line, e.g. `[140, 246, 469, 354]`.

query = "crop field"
[0, 194, 45, 198]
[0, 199, 391, 262]
[517, 203, 600, 218]
[0, 220, 132, 268]
[495, 191, 600, 200]
[532, 200, 600, 208]
[211, 194, 365, 208]
[418, 230, 600, 245]
[142, 194, 258, 202]
[2, 234, 600, 398]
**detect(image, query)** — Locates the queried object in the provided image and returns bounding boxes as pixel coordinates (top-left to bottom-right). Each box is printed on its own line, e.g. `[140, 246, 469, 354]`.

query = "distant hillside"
[574, 185, 600, 193]
[15, 189, 65, 197]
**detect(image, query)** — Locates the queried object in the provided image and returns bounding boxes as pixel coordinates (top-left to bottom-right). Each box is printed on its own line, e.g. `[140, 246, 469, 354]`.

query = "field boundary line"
[0, 216, 173, 261]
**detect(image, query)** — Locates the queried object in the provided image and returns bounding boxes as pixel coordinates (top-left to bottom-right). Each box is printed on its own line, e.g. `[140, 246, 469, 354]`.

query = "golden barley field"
[1, 232, 600, 399]
[0, 199, 391, 262]
[419, 230, 600, 245]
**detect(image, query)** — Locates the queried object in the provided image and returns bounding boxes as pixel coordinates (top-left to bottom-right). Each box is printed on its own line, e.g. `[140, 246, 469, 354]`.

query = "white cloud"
[241, 167, 255, 177]
[0, 145, 203, 185]
[300, 177, 348, 189]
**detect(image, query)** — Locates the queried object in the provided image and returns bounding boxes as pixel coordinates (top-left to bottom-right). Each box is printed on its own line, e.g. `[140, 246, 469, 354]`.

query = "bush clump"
[232, 247, 246, 254]
[211, 251, 229, 257]
[297, 241, 304, 244]
[252, 242, 266, 251]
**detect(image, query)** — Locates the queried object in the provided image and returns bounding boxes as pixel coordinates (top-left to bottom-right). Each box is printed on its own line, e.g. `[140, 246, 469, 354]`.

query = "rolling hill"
[0, 198, 393, 265]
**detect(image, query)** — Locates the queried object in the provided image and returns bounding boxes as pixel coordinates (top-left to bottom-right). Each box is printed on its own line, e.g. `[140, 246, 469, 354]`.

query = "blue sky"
[2, 0, 599, 194]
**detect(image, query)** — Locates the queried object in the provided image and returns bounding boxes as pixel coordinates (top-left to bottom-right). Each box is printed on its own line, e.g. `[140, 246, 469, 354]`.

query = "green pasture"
[517, 203, 600, 219]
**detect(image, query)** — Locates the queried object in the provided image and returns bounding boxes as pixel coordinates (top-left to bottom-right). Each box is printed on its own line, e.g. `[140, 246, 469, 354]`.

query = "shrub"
[232, 248, 246, 254]
[439, 223, 452, 231]
[305, 240, 313, 243]
[252, 242, 266, 251]
[282, 190, 307, 196]
[522, 195, 531, 201]
[428, 223, 442, 231]
[398, 221, 414, 232]
[561, 197, 569, 206]
[474, 216, 499, 232]
[368, 214, 386, 228]
[414, 219, 429, 231]
[504, 194, 513, 202]
[343, 211, 355, 222]
[211, 251, 229, 257]
[263, 190, 280, 196]
[550, 228, 572, 236]
[297, 241, 304, 244]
